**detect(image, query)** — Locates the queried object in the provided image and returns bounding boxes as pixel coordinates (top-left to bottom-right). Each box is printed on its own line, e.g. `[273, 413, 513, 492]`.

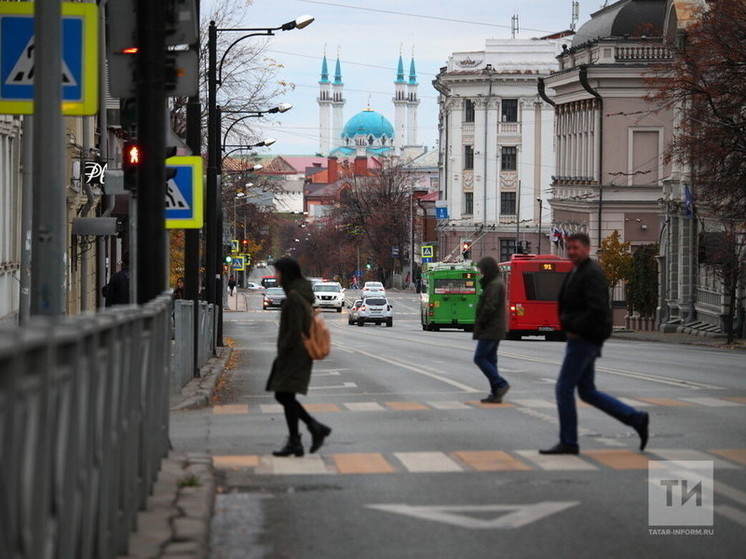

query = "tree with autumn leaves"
[648, 0, 746, 341]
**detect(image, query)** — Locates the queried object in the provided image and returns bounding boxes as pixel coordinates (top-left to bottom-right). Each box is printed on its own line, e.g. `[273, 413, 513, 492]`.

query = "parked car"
[347, 299, 363, 325]
[263, 287, 286, 309]
[355, 296, 393, 327]
[313, 282, 345, 312]
[245, 281, 264, 291]
[362, 281, 386, 296]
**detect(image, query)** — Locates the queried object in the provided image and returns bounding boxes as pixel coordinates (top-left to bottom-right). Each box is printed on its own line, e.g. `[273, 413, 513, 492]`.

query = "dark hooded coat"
[473, 257, 506, 341]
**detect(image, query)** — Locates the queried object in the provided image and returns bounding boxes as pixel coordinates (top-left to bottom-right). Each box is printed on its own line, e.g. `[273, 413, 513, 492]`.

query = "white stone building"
[433, 37, 571, 262]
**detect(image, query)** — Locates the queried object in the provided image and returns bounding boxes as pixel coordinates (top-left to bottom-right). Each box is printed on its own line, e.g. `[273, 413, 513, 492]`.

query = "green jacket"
[266, 278, 315, 394]
[473, 276, 506, 341]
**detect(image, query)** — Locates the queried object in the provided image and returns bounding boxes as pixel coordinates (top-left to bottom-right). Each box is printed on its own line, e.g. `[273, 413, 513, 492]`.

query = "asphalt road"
[171, 288, 746, 559]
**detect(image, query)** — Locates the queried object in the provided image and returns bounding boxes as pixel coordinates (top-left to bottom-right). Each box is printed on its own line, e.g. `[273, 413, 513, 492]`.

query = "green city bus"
[420, 263, 481, 331]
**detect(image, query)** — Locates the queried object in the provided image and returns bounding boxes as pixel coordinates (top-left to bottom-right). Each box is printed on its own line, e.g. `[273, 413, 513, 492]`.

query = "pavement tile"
[259, 404, 284, 414]
[723, 397, 746, 404]
[619, 397, 653, 407]
[212, 404, 249, 415]
[394, 452, 463, 472]
[709, 449, 746, 466]
[332, 453, 397, 474]
[679, 397, 743, 407]
[453, 450, 533, 471]
[638, 398, 693, 407]
[427, 401, 471, 410]
[305, 403, 343, 413]
[465, 401, 516, 409]
[212, 455, 261, 469]
[384, 401, 430, 411]
[583, 449, 660, 470]
[256, 455, 332, 475]
[515, 450, 599, 471]
[512, 399, 556, 409]
[343, 402, 386, 411]
[648, 449, 741, 469]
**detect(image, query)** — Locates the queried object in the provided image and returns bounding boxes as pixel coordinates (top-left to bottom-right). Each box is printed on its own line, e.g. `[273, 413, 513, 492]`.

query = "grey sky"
[206, 0, 603, 154]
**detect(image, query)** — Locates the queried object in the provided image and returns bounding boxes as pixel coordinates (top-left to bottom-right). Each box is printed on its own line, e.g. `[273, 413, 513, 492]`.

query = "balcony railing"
[498, 122, 521, 136]
[615, 45, 671, 61]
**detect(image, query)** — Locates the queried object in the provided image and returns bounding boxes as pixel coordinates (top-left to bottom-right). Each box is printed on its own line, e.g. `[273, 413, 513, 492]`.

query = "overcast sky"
[206, 0, 603, 155]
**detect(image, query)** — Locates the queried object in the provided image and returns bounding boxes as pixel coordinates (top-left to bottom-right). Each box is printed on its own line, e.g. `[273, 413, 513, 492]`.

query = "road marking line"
[332, 453, 397, 474]
[716, 505, 746, 527]
[343, 402, 386, 411]
[515, 450, 598, 471]
[512, 399, 556, 409]
[466, 400, 516, 409]
[709, 449, 746, 466]
[335, 343, 482, 393]
[395, 452, 463, 473]
[427, 401, 471, 410]
[384, 401, 430, 411]
[638, 398, 694, 407]
[259, 404, 283, 414]
[619, 397, 653, 407]
[257, 455, 331, 475]
[453, 451, 533, 471]
[648, 449, 740, 470]
[304, 403, 342, 413]
[723, 397, 746, 404]
[212, 404, 249, 415]
[308, 382, 357, 390]
[679, 397, 743, 407]
[583, 449, 660, 470]
[714, 481, 746, 507]
[213, 455, 260, 469]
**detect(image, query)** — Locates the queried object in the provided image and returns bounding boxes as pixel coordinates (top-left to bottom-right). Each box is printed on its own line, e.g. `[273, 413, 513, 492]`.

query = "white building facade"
[433, 38, 571, 262]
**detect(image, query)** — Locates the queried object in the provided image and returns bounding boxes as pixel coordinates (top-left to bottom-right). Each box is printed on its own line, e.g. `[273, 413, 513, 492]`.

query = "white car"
[245, 282, 264, 291]
[355, 295, 393, 327]
[347, 299, 363, 325]
[313, 282, 345, 312]
[362, 281, 386, 296]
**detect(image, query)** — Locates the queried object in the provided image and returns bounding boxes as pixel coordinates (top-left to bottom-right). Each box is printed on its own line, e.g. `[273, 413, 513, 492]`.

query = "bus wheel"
[506, 332, 521, 341]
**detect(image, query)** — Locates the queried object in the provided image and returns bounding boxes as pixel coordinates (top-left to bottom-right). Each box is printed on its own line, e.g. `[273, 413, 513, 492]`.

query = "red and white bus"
[498, 254, 573, 341]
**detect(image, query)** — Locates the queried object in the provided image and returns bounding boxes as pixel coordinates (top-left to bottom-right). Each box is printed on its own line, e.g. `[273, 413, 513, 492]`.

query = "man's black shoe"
[480, 393, 503, 404]
[539, 443, 580, 455]
[635, 412, 650, 452]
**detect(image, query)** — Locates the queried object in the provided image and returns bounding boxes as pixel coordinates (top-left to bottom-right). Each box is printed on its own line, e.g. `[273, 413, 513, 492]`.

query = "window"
[463, 192, 474, 215]
[500, 239, 517, 262]
[501, 99, 518, 122]
[464, 99, 475, 123]
[501, 146, 517, 171]
[500, 192, 516, 215]
[464, 145, 474, 170]
[522, 271, 569, 301]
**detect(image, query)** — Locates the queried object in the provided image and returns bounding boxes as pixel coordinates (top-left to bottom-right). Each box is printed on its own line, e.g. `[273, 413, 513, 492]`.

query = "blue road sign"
[422, 257, 433, 264]
[435, 207, 449, 220]
[0, 2, 98, 115]
[165, 156, 203, 229]
[231, 257, 245, 271]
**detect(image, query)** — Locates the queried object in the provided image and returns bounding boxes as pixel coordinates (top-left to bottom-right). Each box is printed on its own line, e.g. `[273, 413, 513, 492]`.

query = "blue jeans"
[556, 337, 643, 448]
[474, 339, 509, 390]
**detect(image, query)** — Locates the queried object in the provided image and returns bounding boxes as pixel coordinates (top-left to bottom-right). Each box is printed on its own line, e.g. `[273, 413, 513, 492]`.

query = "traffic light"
[122, 142, 141, 190]
[225, 255, 233, 264]
[241, 239, 249, 252]
[462, 241, 472, 260]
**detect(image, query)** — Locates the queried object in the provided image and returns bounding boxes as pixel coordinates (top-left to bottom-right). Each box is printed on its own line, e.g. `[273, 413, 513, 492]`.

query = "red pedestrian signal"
[123, 142, 140, 190]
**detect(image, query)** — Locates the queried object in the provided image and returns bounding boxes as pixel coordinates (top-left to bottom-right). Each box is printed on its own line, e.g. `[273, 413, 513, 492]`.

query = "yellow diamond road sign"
[0, 2, 99, 115]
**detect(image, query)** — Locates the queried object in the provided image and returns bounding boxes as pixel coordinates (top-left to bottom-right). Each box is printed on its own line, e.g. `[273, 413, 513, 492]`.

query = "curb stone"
[118, 452, 215, 559]
[170, 346, 232, 411]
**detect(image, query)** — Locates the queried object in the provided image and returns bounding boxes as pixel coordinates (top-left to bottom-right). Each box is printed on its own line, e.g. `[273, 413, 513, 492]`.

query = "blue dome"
[342, 109, 394, 140]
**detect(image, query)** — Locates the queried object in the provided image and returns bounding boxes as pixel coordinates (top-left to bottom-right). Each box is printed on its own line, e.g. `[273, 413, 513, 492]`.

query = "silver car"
[263, 287, 286, 310]
[347, 299, 364, 325]
[355, 296, 393, 327]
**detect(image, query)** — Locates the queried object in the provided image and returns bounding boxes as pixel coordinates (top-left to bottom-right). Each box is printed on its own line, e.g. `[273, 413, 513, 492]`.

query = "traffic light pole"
[216, 106, 225, 346]
[30, 0, 65, 316]
[136, 0, 167, 303]
[206, 22, 219, 343]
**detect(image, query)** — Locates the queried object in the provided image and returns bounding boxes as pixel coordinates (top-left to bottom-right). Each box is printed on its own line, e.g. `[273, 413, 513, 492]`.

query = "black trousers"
[275, 392, 314, 438]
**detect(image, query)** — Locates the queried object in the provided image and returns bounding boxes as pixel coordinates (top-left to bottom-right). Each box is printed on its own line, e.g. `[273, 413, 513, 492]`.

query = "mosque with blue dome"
[317, 51, 421, 157]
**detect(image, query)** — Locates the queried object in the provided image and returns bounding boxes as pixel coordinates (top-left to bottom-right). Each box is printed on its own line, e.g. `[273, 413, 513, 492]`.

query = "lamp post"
[222, 104, 292, 150]
[536, 197, 544, 255]
[207, 16, 313, 346]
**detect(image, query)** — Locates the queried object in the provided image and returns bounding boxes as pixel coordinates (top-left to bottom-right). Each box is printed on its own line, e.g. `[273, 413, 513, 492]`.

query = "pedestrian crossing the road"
[212, 447, 746, 476]
[211, 395, 746, 415]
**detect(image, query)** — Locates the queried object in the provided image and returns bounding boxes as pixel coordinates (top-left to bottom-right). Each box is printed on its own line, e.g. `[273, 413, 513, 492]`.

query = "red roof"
[420, 191, 440, 202]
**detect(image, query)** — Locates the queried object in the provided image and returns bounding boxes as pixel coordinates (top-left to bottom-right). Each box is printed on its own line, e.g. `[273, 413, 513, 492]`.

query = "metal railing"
[0, 295, 173, 559]
[173, 300, 218, 393]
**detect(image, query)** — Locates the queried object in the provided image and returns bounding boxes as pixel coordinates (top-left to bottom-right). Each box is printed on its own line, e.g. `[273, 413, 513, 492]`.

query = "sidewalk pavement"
[613, 328, 746, 350]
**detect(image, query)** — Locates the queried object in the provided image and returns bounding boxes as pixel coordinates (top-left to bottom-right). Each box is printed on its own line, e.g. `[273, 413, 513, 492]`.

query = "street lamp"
[206, 16, 313, 345]
[222, 104, 292, 150]
[536, 198, 544, 254]
[222, 139, 277, 162]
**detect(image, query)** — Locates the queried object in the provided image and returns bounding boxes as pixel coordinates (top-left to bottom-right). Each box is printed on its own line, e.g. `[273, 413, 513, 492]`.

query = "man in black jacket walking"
[540, 233, 649, 455]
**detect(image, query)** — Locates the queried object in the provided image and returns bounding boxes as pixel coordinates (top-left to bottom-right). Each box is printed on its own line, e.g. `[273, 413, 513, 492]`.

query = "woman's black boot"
[273, 435, 304, 457]
[308, 421, 332, 454]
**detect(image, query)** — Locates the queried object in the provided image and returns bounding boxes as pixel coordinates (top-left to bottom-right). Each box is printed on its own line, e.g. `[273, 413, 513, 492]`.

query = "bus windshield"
[433, 278, 477, 295]
[522, 272, 568, 301]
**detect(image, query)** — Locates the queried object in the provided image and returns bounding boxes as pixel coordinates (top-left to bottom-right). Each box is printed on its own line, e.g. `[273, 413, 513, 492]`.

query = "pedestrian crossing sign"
[0, 2, 98, 115]
[231, 256, 245, 271]
[231, 240, 239, 253]
[165, 156, 204, 229]
[421, 246, 434, 258]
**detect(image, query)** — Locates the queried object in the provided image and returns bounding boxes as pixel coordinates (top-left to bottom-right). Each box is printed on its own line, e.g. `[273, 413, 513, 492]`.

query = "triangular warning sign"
[5, 35, 77, 86]
[166, 179, 190, 210]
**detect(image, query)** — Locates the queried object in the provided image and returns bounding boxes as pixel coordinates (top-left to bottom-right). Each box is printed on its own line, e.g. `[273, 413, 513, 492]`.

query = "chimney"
[354, 156, 367, 177]
[327, 156, 339, 183]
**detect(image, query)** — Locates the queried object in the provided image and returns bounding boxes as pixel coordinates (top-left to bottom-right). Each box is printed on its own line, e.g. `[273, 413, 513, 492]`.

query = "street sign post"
[230, 240, 239, 253]
[421, 245, 434, 264]
[0, 1, 98, 115]
[435, 207, 449, 220]
[231, 256, 245, 271]
[165, 155, 204, 229]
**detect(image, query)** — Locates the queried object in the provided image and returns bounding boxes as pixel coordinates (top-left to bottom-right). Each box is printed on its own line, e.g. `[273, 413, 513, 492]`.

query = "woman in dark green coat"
[266, 257, 332, 457]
